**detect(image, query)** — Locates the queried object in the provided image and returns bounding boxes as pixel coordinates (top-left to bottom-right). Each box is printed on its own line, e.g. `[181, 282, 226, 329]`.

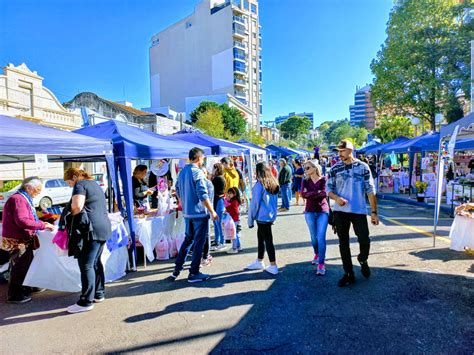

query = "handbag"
[327, 197, 337, 234]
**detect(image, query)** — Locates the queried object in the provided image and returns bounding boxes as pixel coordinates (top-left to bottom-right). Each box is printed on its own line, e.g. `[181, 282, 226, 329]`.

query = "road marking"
[379, 214, 451, 243]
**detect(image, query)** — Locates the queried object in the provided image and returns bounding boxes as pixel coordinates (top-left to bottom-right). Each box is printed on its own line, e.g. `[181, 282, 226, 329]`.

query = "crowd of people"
[1, 139, 379, 313]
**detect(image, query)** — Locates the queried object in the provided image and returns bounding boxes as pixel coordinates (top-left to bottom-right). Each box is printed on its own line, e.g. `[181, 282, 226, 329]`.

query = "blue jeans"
[213, 198, 225, 244]
[77, 240, 105, 307]
[281, 183, 291, 209]
[175, 217, 209, 275]
[304, 212, 329, 264]
[232, 221, 241, 250]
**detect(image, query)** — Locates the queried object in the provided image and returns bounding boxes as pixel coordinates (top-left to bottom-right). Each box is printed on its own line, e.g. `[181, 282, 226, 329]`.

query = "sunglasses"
[304, 166, 312, 170]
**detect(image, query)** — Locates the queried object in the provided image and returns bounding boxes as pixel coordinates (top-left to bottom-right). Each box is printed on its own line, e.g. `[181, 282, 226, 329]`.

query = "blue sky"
[0, 0, 393, 127]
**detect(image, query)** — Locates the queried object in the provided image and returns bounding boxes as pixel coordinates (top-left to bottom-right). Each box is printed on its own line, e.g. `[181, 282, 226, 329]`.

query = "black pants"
[257, 222, 276, 263]
[8, 246, 34, 300]
[334, 211, 370, 274]
[77, 240, 105, 307]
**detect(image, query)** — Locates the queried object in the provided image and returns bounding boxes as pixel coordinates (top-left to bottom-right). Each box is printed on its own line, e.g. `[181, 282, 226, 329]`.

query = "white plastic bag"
[222, 213, 236, 240]
[155, 237, 169, 260]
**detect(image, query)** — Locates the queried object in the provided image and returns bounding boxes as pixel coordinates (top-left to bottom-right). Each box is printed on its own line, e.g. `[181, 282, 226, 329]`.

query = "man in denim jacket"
[172, 147, 218, 283]
[327, 140, 379, 287]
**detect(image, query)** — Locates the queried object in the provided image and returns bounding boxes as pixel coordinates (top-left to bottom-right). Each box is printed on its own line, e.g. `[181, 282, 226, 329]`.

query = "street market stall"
[434, 112, 474, 246]
[0, 115, 130, 287]
[74, 120, 212, 269]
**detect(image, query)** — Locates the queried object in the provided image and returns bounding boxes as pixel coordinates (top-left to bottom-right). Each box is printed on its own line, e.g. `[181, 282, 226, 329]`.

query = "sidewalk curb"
[377, 193, 452, 215]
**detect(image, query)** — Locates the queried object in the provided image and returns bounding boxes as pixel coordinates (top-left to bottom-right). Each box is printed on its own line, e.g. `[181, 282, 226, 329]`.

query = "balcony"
[237, 97, 248, 105]
[234, 53, 246, 62]
[233, 40, 247, 51]
[233, 15, 245, 25]
[234, 61, 247, 76]
[233, 24, 247, 39]
[235, 90, 247, 99]
[234, 78, 246, 87]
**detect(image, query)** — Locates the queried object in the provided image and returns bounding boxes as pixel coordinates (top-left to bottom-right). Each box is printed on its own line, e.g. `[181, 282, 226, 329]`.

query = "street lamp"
[435, 113, 443, 132]
[410, 115, 420, 136]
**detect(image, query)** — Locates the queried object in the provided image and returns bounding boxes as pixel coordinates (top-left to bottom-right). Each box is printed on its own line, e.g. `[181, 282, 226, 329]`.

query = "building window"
[186, 21, 192, 28]
[244, 0, 249, 10]
[251, 4, 257, 14]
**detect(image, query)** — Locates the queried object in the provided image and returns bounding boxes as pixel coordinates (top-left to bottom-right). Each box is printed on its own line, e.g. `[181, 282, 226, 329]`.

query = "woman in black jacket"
[132, 165, 153, 208]
[64, 168, 111, 314]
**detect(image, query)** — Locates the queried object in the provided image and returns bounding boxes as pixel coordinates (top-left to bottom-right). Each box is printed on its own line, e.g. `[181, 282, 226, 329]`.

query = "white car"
[0, 179, 73, 211]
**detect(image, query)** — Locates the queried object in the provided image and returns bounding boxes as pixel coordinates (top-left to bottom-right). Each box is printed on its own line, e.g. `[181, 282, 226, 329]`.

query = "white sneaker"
[265, 265, 279, 275]
[226, 248, 238, 254]
[245, 260, 265, 270]
[67, 304, 94, 314]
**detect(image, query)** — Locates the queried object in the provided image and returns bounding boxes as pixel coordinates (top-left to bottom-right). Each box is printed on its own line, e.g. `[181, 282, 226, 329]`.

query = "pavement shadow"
[110, 262, 473, 353]
[410, 247, 474, 262]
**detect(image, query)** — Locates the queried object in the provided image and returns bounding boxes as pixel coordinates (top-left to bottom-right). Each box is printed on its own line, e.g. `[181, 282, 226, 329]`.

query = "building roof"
[65, 92, 155, 118]
[103, 99, 155, 117]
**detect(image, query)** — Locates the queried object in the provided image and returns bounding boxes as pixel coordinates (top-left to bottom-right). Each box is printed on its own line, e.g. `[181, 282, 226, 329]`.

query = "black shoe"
[170, 270, 180, 280]
[7, 295, 32, 304]
[337, 273, 355, 287]
[188, 273, 210, 283]
[225, 240, 232, 244]
[359, 260, 371, 278]
[210, 241, 218, 247]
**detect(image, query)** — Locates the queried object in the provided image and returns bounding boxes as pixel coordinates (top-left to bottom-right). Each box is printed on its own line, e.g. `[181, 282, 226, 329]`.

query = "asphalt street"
[0, 199, 472, 354]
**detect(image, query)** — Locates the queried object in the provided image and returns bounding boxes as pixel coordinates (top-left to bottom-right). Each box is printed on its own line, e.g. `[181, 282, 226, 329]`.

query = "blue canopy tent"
[169, 131, 249, 156]
[364, 136, 410, 156]
[74, 120, 212, 269]
[236, 139, 269, 156]
[265, 144, 296, 158]
[356, 141, 382, 155]
[0, 115, 114, 164]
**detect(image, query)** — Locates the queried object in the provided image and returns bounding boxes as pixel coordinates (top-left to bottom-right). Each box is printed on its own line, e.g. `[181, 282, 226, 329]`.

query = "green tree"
[278, 116, 312, 140]
[241, 128, 265, 146]
[194, 107, 225, 138]
[189, 101, 219, 123]
[372, 115, 414, 143]
[371, 0, 472, 131]
[220, 104, 247, 136]
[443, 91, 464, 123]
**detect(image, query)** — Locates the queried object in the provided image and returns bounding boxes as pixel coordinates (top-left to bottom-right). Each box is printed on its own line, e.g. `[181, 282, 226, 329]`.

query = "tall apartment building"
[275, 112, 315, 128]
[349, 85, 375, 129]
[148, 0, 262, 129]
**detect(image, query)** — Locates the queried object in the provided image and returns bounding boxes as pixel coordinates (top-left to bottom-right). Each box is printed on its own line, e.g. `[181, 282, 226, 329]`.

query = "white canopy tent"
[433, 112, 474, 246]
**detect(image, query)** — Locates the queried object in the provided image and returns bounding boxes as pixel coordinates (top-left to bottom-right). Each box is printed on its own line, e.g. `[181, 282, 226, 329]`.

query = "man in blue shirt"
[327, 140, 379, 287]
[172, 147, 218, 283]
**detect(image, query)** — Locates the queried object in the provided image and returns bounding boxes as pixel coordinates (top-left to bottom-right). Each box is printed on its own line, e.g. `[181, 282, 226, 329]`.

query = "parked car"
[92, 173, 108, 194]
[0, 178, 73, 211]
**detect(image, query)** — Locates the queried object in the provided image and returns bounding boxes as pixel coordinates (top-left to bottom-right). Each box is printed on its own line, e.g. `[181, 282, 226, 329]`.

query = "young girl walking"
[225, 187, 242, 254]
[246, 161, 280, 275]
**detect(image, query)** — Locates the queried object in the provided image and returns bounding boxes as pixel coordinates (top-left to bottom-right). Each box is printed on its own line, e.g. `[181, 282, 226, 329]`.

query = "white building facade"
[148, 0, 262, 129]
[0, 63, 82, 130]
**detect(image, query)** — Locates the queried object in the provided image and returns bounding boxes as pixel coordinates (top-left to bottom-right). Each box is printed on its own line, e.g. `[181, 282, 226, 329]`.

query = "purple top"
[301, 176, 329, 213]
[2, 193, 45, 240]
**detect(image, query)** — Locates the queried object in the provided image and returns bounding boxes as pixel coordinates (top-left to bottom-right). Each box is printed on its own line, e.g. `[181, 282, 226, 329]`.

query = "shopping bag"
[52, 229, 68, 251]
[222, 213, 236, 240]
[155, 237, 169, 260]
[168, 235, 178, 258]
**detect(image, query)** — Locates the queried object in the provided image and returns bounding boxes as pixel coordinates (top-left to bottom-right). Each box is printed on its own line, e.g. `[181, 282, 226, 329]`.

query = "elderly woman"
[64, 168, 111, 314]
[1, 177, 54, 304]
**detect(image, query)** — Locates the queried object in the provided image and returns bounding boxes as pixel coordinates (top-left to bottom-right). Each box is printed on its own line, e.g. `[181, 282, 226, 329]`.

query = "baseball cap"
[335, 139, 355, 151]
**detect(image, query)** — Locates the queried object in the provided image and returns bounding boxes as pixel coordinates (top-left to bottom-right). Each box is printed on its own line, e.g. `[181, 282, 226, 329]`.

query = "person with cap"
[278, 158, 292, 212]
[327, 139, 379, 287]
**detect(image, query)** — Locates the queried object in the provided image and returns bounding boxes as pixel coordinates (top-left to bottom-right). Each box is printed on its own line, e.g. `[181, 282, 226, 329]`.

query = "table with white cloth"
[133, 211, 185, 262]
[23, 213, 129, 292]
[448, 215, 474, 251]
